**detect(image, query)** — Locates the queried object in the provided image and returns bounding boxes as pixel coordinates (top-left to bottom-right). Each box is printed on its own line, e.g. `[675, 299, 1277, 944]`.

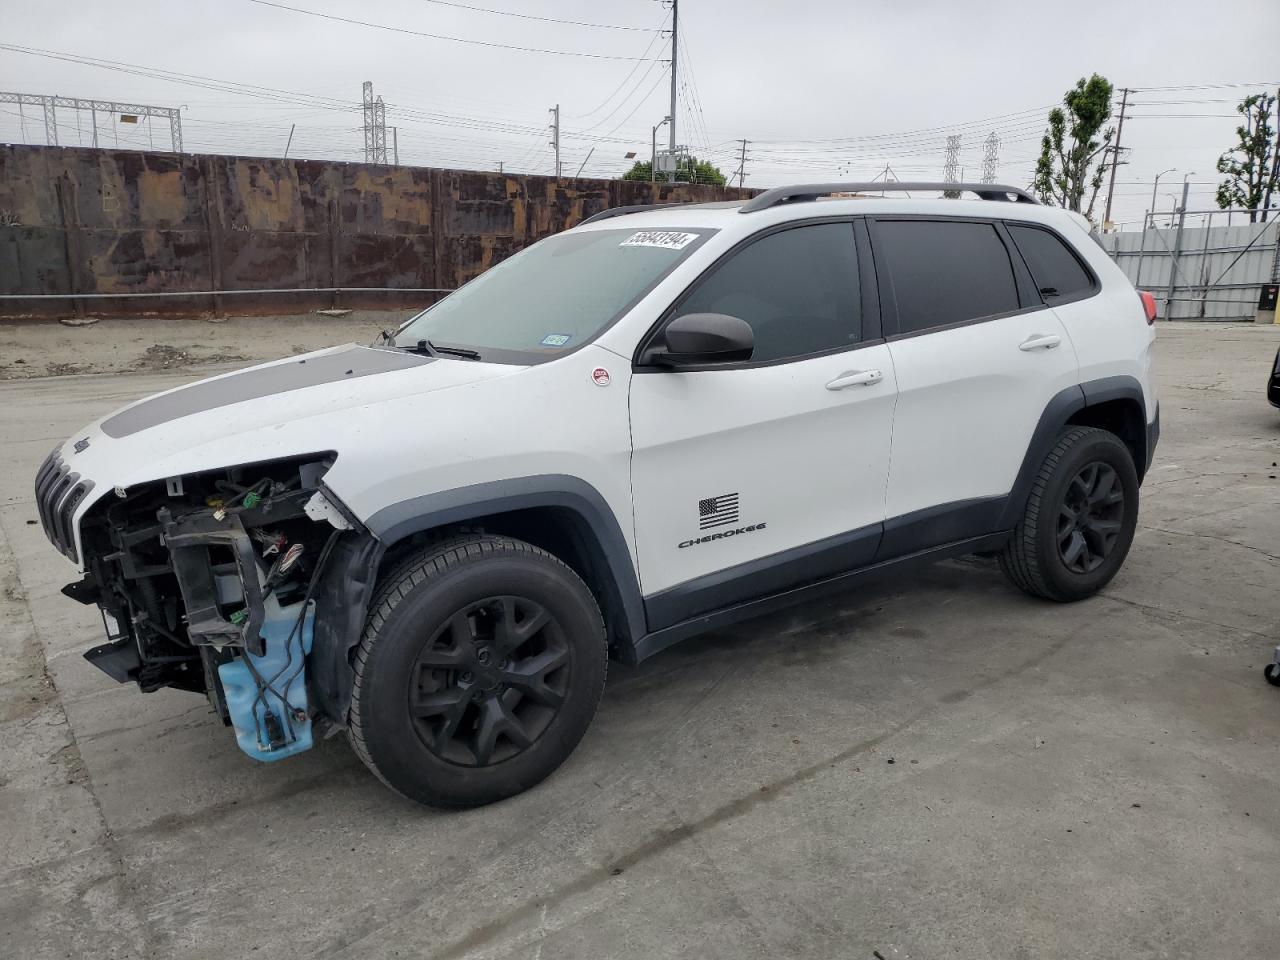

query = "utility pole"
[1103, 86, 1129, 228]
[1165, 174, 1192, 320]
[736, 138, 749, 188]
[1262, 86, 1279, 223]
[392, 126, 399, 166]
[668, 0, 678, 153]
[284, 123, 295, 159]
[549, 104, 561, 178]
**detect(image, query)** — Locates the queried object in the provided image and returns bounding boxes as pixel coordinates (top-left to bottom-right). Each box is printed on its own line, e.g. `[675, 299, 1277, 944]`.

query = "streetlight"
[1149, 168, 1176, 227]
[651, 116, 671, 185]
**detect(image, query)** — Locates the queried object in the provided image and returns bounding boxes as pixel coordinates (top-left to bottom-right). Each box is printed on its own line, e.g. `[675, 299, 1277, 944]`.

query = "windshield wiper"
[426, 340, 482, 360]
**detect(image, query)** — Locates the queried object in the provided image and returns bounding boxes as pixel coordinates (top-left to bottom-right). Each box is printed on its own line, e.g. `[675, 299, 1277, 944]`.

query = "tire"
[999, 426, 1139, 602]
[349, 534, 607, 807]
[1264, 663, 1280, 687]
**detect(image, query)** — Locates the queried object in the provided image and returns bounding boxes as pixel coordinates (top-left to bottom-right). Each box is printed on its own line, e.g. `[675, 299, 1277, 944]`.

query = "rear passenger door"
[868, 217, 1080, 555]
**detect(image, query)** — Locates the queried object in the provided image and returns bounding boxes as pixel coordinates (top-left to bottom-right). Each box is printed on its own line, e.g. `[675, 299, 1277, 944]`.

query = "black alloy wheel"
[349, 534, 607, 807]
[409, 595, 571, 767]
[999, 426, 1140, 602]
[1056, 462, 1126, 574]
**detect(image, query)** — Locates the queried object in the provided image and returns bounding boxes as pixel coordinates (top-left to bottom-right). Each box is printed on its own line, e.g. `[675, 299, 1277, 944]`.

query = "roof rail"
[578, 203, 666, 226]
[738, 182, 1038, 214]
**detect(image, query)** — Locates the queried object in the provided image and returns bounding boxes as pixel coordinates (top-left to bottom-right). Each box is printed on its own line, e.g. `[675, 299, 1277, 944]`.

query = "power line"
[565, 12, 671, 119]
[411, 0, 656, 30]
[1129, 81, 1280, 92]
[598, 64, 671, 140]
[571, 56, 666, 134]
[245, 0, 661, 60]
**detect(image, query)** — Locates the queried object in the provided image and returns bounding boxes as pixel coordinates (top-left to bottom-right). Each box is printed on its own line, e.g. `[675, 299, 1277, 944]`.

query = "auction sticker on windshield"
[620, 231, 699, 250]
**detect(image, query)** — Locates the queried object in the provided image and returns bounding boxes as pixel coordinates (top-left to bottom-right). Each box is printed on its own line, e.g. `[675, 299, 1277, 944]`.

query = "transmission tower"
[0, 91, 182, 151]
[362, 81, 388, 164]
[943, 135, 961, 182]
[942, 135, 961, 197]
[981, 131, 1000, 184]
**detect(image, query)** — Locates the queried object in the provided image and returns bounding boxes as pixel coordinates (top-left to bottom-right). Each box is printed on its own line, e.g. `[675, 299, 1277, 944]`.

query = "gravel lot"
[1, 322, 1278, 960]
[0, 311, 414, 380]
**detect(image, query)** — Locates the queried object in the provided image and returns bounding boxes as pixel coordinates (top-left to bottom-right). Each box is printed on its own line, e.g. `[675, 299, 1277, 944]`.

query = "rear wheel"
[349, 535, 607, 807]
[999, 426, 1139, 602]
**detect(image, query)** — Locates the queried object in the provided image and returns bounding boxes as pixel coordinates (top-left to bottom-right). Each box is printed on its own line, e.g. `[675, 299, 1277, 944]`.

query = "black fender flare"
[311, 475, 646, 723]
[374, 475, 645, 636]
[997, 374, 1149, 531]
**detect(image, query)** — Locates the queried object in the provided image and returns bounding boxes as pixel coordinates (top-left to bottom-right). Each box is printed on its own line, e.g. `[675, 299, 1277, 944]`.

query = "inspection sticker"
[619, 230, 699, 251]
[540, 333, 572, 346]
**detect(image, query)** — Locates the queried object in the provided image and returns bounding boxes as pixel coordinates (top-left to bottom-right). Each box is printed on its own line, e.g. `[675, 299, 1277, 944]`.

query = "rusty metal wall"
[0, 145, 758, 319]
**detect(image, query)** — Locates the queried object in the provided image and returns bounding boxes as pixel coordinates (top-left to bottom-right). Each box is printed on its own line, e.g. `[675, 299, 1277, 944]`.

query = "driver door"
[628, 221, 898, 628]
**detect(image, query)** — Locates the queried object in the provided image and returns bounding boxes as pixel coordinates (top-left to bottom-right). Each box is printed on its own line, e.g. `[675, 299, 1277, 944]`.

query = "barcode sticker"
[619, 231, 699, 250]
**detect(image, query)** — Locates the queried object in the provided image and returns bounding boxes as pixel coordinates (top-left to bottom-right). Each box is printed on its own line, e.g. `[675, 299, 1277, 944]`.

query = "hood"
[100, 343, 440, 438]
[65, 343, 521, 490]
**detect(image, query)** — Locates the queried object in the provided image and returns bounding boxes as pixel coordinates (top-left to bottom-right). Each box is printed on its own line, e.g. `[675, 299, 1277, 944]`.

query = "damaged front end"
[54, 452, 382, 762]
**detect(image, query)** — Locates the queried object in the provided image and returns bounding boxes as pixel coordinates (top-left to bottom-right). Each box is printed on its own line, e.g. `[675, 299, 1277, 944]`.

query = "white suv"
[36, 183, 1159, 807]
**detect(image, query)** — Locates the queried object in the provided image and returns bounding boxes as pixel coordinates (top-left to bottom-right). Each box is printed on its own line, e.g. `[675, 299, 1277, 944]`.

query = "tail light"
[1138, 290, 1157, 325]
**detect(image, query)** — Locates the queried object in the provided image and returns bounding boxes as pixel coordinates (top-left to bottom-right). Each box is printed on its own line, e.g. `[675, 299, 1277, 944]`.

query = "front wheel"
[999, 426, 1140, 602]
[349, 535, 607, 807]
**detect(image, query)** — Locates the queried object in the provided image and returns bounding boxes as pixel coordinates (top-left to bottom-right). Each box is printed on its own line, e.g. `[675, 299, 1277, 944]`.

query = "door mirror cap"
[648, 313, 754, 366]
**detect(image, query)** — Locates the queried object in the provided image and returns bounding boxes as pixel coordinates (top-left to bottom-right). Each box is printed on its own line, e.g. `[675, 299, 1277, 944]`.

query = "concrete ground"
[0, 311, 412, 380]
[2, 322, 1279, 960]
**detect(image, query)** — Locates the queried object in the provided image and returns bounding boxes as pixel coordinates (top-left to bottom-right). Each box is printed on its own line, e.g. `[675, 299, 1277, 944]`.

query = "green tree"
[1215, 93, 1278, 223]
[1033, 74, 1116, 219]
[622, 155, 727, 186]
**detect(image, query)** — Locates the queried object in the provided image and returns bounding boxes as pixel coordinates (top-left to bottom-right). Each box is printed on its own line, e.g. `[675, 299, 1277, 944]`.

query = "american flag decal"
[698, 493, 740, 530]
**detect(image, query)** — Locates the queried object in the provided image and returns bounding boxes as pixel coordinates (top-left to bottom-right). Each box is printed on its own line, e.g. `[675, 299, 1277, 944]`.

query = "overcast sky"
[2, 0, 1277, 225]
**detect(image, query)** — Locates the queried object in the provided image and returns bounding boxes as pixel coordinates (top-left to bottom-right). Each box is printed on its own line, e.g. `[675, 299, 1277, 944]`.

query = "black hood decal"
[101, 346, 434, 438]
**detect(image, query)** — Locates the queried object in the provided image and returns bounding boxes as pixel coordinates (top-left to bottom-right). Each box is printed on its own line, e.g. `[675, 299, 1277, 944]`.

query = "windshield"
[394, 227, 713, 362]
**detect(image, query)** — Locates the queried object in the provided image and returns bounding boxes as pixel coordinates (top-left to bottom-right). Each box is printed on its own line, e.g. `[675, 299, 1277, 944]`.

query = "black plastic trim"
[310, 530, 386, 724]
[995, 374, 1149, 530]
[1146, 404, 1161, 474]
[364, 474, 648, 649]
[644, 523, 883, 631]
[739, 182, 1037, 213]
[633, 532, 1010, 662]
[876, 496, 1007, 562]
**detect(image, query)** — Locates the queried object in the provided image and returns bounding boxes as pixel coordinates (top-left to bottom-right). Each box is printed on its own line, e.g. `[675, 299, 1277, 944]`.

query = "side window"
[1007, 224, 1095, 301]
[874, 220, 1020, 335]
[671, 223, 861, 364]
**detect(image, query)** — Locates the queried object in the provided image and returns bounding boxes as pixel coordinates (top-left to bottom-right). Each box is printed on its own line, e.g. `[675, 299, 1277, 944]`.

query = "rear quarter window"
[1007, 223, 1096, 302]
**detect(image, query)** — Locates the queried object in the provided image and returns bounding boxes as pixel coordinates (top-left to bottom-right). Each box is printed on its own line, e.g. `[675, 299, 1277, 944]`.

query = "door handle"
[1019, 334, 1062, 352]
[826, 369, 883, 390]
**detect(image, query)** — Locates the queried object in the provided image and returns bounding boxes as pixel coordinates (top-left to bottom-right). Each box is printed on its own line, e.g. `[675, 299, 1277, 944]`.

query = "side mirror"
[648, 313, 754, 367]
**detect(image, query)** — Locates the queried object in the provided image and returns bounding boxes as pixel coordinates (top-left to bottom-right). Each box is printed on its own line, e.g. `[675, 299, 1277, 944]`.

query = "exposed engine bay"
[55, 452, 355, 761]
